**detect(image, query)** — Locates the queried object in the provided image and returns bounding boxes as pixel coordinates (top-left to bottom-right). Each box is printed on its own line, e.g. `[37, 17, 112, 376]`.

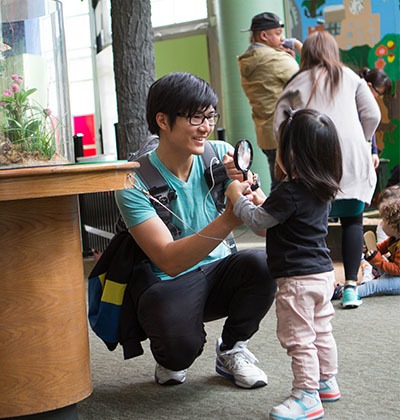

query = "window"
[151, 0, 207, 27]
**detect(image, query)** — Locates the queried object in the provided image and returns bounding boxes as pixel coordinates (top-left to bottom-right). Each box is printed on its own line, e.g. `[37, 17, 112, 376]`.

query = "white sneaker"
[270, 389, 324, 420]
[155, 363, 186, 385]
[319, 376, 341, 402]
[215, 337, 268, 389]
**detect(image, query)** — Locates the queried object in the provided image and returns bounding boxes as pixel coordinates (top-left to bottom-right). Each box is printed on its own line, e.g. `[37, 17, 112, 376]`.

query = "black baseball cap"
[243, 12, 284, 32]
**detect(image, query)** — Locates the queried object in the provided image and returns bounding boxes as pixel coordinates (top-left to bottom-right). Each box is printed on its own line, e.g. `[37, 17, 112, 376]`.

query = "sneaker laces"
[220, 342, 258, 370]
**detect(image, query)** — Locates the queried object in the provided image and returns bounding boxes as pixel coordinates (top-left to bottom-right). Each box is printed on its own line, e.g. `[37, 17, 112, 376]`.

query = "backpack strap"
[202, 141, 229, 213]
[202, 142, 236, 252]
[135, 154, 180, 238]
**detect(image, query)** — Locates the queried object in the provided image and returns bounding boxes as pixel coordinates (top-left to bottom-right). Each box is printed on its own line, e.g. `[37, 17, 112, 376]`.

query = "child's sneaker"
[270, 389, 324, 420]
[341, 286, 362, 309]
[331, 283, 343, 300]
[319, 376, 341, 402]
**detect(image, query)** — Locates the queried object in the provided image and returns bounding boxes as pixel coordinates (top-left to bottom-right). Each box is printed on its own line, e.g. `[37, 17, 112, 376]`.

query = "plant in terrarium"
[0, 74, 60, 165]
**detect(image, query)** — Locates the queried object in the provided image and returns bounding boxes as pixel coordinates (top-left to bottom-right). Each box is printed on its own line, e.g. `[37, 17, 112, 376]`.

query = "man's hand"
[281, 38, 303, 58]
[223, 197, 244, 229]
[222, 150, 249, 181]
[282, 38, 303, 52]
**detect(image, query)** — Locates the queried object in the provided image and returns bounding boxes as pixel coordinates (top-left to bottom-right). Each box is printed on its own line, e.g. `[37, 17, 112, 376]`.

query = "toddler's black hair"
[278, 108, 342, 202]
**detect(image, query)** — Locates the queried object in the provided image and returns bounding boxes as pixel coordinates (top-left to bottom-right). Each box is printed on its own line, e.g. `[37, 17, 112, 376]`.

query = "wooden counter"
[0, 161, 138, 418]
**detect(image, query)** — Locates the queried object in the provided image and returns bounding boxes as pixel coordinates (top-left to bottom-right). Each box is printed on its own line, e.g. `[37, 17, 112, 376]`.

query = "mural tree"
[301, 0, 325, 18]
[368, 34, 400, 170]
[111, 0, 155, 159]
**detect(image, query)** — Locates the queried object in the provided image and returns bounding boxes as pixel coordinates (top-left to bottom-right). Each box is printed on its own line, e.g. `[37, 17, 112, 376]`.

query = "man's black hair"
[146, 72, 218, 135]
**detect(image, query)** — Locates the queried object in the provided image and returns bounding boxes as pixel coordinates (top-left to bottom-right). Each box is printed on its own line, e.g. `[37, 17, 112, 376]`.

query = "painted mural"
[287, 0, 400, 178]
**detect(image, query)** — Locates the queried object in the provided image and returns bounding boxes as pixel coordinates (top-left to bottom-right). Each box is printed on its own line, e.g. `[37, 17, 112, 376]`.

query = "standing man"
[238, 12, 302, 191]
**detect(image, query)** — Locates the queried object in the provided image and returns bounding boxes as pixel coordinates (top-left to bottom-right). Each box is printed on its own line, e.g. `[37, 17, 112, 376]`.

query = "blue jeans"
[358, 274, 400, 298]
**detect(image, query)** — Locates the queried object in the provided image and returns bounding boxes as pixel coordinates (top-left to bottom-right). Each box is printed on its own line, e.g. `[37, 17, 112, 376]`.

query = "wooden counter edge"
[0, 161, 139, 201]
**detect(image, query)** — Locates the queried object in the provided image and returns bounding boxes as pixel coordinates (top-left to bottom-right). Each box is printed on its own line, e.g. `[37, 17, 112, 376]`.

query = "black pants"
[137, 249, 276, 371]
[340, 213, 364, 281]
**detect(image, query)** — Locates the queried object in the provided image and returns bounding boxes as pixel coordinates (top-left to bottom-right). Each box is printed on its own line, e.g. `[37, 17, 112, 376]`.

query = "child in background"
[358, 67, 392, 169]
[355, 68, 393, 284]
[364, 184, 400, 277]
[226, 108, 343, 420]
[375, 184, 400, 242]
[334, 197, 400, 300]
[332, 184, 400, 299]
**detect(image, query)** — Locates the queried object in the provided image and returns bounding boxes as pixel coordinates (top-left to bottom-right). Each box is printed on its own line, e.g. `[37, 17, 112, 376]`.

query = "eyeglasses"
[177, 112, 220, 126]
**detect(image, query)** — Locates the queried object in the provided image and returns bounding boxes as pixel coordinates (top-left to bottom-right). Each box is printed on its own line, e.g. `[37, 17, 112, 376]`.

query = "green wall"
[154, 34, 210, 81]
[154, 33, 217, 140]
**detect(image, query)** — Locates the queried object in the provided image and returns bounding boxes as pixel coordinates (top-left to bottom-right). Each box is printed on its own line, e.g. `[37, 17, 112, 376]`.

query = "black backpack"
[88, 138, 232, 358]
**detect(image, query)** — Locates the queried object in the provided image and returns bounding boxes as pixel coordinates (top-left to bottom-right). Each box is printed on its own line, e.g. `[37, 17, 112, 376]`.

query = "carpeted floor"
[78, 228, 400, 420]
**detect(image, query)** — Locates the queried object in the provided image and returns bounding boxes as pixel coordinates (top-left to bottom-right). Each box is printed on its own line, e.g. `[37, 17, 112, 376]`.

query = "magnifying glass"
[234, 139, 253, 181]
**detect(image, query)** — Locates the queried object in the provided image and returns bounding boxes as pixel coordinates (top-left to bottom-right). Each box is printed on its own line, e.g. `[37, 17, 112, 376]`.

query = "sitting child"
[359, 184, 400, 282]
[375, 184, 400, 242]
[333, 197, 400, 299]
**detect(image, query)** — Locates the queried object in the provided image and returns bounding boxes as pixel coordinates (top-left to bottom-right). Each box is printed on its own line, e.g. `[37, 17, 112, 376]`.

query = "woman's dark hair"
[359, 67, 392, 95]
[146, 72, 218, 135]
[299, 31, 343, 97]
[278, 108, 342, 202]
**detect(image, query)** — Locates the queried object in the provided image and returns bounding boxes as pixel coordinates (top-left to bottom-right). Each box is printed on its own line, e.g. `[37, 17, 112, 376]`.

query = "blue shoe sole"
[216, 363, 267, 389]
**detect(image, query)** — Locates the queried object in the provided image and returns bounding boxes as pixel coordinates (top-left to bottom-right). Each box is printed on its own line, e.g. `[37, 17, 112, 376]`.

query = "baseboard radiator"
[79, 191, 119, 255]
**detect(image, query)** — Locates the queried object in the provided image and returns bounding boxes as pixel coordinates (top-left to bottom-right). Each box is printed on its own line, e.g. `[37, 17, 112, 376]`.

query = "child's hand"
[365, 249, 375, 259]
[225, 180, 251, 205]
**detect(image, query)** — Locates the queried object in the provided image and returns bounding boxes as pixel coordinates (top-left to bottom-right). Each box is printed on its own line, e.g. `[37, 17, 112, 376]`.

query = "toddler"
[226, 108, 342, 420]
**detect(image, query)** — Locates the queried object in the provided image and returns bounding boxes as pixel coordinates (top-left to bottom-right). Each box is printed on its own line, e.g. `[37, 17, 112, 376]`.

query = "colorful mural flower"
[369, 34, 399, 81]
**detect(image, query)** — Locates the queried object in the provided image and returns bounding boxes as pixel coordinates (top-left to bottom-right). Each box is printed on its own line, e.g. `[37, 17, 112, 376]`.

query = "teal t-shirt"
[115, 140, 233, 280]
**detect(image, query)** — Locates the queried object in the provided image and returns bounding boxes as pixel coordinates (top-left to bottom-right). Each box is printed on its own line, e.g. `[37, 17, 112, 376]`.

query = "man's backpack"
[87, 138, 231, 358]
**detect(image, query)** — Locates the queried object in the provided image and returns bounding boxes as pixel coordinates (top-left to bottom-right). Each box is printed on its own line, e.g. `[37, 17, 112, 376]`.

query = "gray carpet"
[78, 230, 400, 420]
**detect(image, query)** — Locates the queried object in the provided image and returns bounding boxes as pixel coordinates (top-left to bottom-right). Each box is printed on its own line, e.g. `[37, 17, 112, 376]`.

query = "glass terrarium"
[0, 0, 72, 169]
